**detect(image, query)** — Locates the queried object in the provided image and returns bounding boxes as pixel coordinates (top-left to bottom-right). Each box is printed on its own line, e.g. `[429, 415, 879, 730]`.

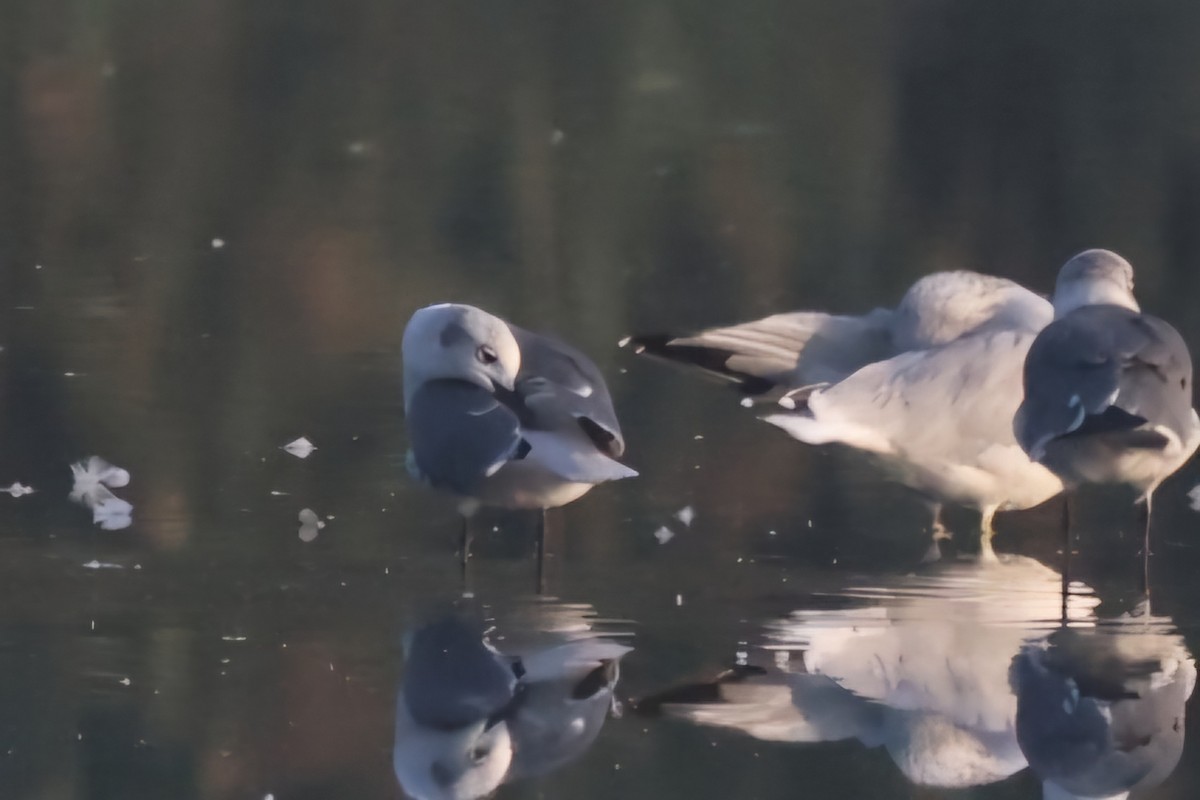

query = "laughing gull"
[403, 304, 637, 563]
[1014, 250, 1200, 577]
[625, 271, 1063, 556]
[636, 556, 1098, 790]
[393, 612, 631, 800]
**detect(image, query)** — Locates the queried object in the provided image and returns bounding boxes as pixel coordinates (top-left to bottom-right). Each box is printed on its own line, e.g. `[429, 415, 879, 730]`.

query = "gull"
[625, 271, 1063, 556]
[1011, 606, 1195, 800]
[635, 556, 1099, 790]
[403, 304, 637, 565]
[1015, 249, 1200, 581]
[393, 610, 631, 800]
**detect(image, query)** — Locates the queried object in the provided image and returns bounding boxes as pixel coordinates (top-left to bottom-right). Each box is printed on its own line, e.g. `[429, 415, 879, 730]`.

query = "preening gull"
[635, 556, 1099, 790]
[1011, 606, 1195, 800]
[393, 610, 631, 800]
[403, 303, 637, 563]
[625, 271, 1063, 555]
[1014, 250, 1200, 576]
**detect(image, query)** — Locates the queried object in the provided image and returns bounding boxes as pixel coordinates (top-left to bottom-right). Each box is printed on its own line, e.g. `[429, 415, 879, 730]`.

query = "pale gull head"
[403, 304, 522, 407]
[1053, 250, 1139, 317]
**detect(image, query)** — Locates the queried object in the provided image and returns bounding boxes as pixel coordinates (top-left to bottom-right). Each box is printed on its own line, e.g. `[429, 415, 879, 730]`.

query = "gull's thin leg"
[536, 508, 548, 595]
[1061, 493, 1071, 622]
[1139, 493, 1153, 599]
[459, 515, 473, 579]
[921, 503, 951, 563]
[979, 505, 999, 563]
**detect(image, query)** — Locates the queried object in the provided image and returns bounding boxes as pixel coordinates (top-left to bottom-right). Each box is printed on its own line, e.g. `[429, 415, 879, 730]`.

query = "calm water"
[3, 2, 1200, 798]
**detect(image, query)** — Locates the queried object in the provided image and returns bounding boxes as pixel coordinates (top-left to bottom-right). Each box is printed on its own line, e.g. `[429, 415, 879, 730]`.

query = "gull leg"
[536, 508, 548, 595]
[1139, 493, 1153, 599]
[1061, 493, 1071, 622]
[459, 514, 474, 594]
[978, 505, 999, 563]
[921, 502, 951, 563]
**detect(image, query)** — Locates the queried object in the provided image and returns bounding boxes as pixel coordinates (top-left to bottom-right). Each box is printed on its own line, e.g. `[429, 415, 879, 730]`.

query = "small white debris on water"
[673, 505, 695, 526]
[550, 129, 565, 146]
[740, 397, 754, 408]
[211, 238, 225, 249]
[35, 264, 43, 270]
[283, 437, 316, 459]
[675, 593, 683, 607]
[693, 434, 704, 440]
[82, 560, 123, 570]
[653, 526, 674, 545]
[617, 336, 632, 347]
[735, 649, 748, 665]
[1, 482, 34, 497]
[221, 636, 247, 642]
[1188, 484, 1200, 511]
[118, 678, 131, 686]
[768, 530, 777, 536]
[70, 457, 133, 530]
[298, 508, 325, 542]
[270, 490, 289, 496]
[265, 795, 275, 800]
[807, 519, 813, 528]
[64, 372, 77, 377]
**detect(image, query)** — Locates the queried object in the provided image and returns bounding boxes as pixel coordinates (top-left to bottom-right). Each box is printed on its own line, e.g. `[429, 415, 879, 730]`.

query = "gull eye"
[477, 345, 499, 365]
[470, 746, 490, 764]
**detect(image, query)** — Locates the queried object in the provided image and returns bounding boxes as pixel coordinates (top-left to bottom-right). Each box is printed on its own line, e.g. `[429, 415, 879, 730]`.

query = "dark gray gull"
[403, 303, 637, 562]
[1010, 607, 1195, 800]
[1014, 250, 1200, 571]
[625, 271, 1063, 558]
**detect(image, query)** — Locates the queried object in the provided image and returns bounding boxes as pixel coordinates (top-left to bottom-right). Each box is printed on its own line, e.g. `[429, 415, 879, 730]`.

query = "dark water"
[3, 2, 1200, 798]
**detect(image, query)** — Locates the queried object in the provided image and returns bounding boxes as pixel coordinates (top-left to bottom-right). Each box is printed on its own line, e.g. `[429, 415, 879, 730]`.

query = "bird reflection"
[1012, 606, 1196, 800]
[638, 556, 1135, 790]
[393, 601, 632, 800]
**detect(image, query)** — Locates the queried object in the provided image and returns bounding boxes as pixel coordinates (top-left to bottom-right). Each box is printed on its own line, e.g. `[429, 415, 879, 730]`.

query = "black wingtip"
[621, 333, 777, 396]
[1062, 406, 1167, 449]
[628, 665, 769, 715]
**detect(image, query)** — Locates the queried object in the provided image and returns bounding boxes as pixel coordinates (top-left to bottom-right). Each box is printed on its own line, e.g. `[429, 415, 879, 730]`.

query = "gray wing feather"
[1017, 306, 1194, 455]
[406, 380, 525, 495]
[625, 309, 895, 393]
[509, 326, 626, 457]
[403, 617, 517, 729]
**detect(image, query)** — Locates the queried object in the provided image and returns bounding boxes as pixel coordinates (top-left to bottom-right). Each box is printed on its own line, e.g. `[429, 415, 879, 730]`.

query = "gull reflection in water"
[638, 555, 1191, 792]
[393, 601, 632, 800]
[1013, 607, 1196, 800]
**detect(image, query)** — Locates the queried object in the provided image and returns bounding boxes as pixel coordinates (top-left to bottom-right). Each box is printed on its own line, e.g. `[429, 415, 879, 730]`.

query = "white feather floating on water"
[298, 508, 325, 542]
[69, 457, 133, 530]
[673, 505, 696, 527]
[1, 482, 35, 497]
[283, 437, 317, 459]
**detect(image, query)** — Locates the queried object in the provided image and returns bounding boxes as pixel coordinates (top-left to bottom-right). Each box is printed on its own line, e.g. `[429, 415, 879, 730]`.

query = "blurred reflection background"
[2, 1, 1200, 798]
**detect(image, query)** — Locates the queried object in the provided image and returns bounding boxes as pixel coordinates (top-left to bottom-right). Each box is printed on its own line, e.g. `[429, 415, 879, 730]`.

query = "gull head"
[1053, 249, 1139, 317]
[403, 304, 522, 404]
[393, 714, 514, 800]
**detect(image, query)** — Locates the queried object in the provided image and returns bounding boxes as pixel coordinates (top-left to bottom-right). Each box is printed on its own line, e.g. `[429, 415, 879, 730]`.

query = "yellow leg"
[979, 505, 999, 563]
